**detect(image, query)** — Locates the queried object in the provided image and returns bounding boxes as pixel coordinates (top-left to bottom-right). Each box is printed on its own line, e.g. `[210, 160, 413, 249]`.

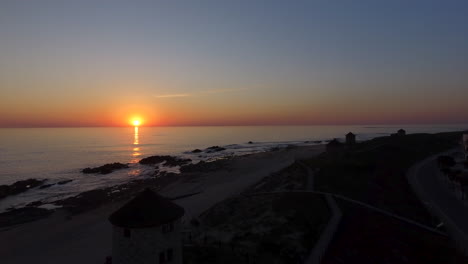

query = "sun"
[132, 119, 141, 126]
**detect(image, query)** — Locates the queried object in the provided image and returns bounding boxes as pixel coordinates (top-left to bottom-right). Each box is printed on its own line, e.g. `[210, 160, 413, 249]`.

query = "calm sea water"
[0, 125, 467, 211]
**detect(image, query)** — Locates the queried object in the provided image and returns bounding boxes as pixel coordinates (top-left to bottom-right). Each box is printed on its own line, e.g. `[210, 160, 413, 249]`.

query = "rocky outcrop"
[82, 163, 129, 174]
[191, 149, 202, 153]
[0, 179, 45, 199]
[58, 179, 73, 185]
[139, 155, 191, 167]
[205, 146, 226, 153]
[40, 179, 73, 189]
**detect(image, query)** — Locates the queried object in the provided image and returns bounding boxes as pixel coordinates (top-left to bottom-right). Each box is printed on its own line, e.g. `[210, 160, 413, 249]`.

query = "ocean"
[0, 124, 467, 211]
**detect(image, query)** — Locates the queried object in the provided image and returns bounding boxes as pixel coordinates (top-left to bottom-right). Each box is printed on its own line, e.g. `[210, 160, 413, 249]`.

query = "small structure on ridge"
[346, 132, 356, 145]
[109, 188, 185, 264]
[397, 129, 406, 136]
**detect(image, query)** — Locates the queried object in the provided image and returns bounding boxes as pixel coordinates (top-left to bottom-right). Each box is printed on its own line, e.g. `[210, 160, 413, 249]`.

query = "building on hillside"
[391, 129, 407, 137]
[109, 188, 185, 264]
[397, 129, 406, 136]
[346, 132, 356, 145]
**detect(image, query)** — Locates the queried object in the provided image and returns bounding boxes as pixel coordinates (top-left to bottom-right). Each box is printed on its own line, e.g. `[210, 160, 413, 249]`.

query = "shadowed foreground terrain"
[307, 131, 468, 263]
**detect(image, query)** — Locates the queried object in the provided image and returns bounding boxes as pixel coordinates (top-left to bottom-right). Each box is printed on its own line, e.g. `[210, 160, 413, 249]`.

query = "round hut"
[109, 188, 185, 264]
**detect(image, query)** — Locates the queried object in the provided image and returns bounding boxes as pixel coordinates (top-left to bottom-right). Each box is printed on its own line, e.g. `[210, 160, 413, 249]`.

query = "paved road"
[409, 152, 468, 254]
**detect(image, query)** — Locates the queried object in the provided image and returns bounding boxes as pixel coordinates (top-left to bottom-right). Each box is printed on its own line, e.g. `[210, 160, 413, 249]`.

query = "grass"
[322, 200, 468, 264]
[306, 131, 464, 225]
[184, 160, 330, 264]
[186, 193, 330, 264]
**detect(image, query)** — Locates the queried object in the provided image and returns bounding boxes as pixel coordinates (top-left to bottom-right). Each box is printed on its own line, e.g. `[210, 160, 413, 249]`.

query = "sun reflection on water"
[131, 126, 141, 163]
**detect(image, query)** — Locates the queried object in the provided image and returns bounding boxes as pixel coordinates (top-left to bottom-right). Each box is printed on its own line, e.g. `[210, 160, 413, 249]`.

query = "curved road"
[408, 150, 468, 254]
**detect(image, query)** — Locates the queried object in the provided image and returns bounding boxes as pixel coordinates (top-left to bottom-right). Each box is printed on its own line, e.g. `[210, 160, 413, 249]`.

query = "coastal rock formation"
[82, 163, 129, 175]
[39, 183, 55, 189]
[139, 155, 191, 167]
[205, 146, 226, 153]
[0, 179, 45, 199]
[58, 179, 73, 185]
[191, 149, 202, 153]
[40, 179, 74, 189]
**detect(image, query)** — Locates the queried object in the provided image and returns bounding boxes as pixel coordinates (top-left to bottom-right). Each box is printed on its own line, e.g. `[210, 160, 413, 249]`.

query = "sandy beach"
[0, 145, 324, 264]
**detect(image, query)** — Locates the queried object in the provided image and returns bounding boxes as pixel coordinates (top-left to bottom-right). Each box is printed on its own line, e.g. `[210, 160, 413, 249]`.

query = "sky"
[0, 0, 467, 127]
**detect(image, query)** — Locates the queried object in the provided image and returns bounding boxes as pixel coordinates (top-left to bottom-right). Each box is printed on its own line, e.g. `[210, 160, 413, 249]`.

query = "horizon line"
[1, 122, 467, 129]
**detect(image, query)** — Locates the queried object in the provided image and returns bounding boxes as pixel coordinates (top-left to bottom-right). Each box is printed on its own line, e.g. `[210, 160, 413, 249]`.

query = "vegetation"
[323, 200, 468, 264]
[307, 131, 463, 225]
[185, 162, 329, 264]
[305, 131, 468, 263]
[186, 193, 329, 264]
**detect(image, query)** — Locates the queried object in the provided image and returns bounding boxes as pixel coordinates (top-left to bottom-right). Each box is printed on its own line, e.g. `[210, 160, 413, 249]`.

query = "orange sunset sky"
[1, 1, 467, 127]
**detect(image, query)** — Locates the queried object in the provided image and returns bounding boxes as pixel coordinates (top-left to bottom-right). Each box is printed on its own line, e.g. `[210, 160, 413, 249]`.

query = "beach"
[0, 145, 324, 264]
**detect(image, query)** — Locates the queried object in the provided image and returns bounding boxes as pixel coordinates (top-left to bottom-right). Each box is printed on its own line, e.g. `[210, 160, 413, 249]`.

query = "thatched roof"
[109, 188, 184, 228]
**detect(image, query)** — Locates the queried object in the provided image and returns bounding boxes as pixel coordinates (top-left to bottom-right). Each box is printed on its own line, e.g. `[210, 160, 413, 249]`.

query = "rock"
[139, 155, 191, 167]
[192, 149, 202, 153]
[38, 179, 72, 189]
[57, 179, 73, 185]
[82, 162, 129, 175]
[39, 183, 55, 189]
[205, 146, 226, 153]
[27, 201, 43, 207]
[0, 179, 45, 199]
[248, 141, 253, 144]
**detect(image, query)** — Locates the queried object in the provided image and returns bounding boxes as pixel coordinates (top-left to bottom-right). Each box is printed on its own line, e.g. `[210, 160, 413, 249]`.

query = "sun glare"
[132, 120, 141, 126]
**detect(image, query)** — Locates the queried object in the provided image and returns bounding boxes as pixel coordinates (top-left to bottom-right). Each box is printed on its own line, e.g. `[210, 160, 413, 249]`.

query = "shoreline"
[0, 141, 326, 213]
[0, 144, 325, 264]
[0, 144, 325, 224]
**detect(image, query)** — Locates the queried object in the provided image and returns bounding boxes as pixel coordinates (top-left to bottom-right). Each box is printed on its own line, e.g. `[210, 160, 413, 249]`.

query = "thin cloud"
[154, 88, 247, 99]
[200, 88, 248, 94]
[154, 93, 191, 98]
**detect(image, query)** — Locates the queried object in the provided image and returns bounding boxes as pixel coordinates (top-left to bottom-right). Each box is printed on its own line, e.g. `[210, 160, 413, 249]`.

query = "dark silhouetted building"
[346, 132, 356, 145]
[397, 129, 406, 136]
[109, 188, 185, 264]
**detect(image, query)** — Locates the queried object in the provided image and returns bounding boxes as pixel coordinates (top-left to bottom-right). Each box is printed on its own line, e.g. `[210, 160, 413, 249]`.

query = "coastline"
[0, 144, 325, 264]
